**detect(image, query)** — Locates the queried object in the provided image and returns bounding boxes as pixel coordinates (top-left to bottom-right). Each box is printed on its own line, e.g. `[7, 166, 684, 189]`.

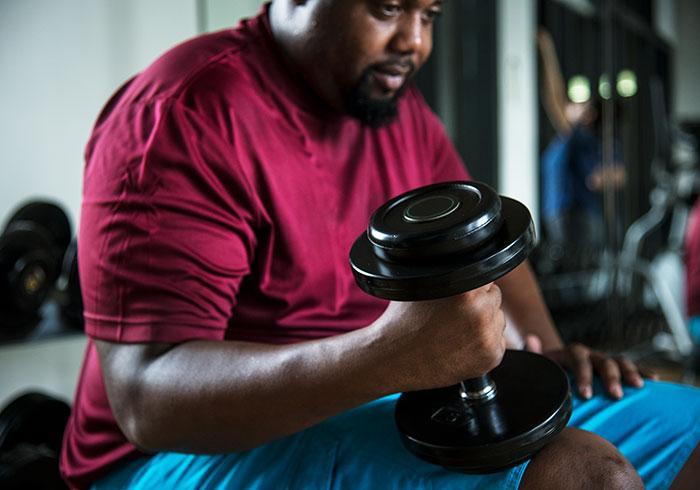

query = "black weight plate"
[395, 350, 572, 473]
[58, 240, 83, 326]
[350, 197, 535, 301]
[0, 226, 57, 313]
[0, 392, 71, 454]
[368, 182, 502, 261]
[0, 312, 40, 340]
[0, 444, 66, 490]
[5, 201, 72, 256]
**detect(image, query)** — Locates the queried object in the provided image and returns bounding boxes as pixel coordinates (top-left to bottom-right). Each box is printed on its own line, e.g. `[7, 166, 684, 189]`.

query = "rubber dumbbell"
[0, 392, 71, 490]
[0, 201, 71, 336]
[56, 239, 83, 327]
[349, 181, 572, 472]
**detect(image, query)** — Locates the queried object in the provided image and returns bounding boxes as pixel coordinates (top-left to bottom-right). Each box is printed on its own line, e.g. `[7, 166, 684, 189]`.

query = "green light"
[568, 75, 591, 103]
[599, 74, 611, 100]
[616, 69, 637, 97]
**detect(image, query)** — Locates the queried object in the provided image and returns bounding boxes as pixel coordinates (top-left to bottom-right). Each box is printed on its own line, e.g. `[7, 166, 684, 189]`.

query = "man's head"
[270, 0, 443, 127]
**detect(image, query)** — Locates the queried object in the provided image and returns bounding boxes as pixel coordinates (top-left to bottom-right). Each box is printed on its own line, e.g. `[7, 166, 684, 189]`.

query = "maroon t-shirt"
[60, 8, 468, 489]
[686, 203, 700, 316]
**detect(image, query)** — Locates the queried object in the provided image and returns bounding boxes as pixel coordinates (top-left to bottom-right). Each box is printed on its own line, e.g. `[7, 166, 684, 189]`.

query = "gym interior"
[1, 0, 699, 487]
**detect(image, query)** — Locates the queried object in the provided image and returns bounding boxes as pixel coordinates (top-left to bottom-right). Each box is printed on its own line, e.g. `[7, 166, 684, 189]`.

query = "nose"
[390, 13, 424, 55]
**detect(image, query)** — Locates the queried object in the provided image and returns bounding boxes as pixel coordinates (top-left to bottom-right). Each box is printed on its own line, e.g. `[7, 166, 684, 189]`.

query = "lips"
[371, 63, 412, 92]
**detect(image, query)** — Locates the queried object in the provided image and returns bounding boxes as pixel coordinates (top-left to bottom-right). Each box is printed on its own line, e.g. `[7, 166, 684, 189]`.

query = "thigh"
[93, 383, 700, 490]
[93, 395, 529, 490]
[569, 379, 700, 490]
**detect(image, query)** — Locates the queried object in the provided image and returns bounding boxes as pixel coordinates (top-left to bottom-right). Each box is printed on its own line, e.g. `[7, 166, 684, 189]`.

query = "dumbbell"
[350, 181, 572, 472]
[0, 392, 71, 489]
[0, 201, 71, 336]
[56, 239, 83, 327]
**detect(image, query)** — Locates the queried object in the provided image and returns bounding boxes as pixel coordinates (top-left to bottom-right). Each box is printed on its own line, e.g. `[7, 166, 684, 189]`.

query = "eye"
[422, 7, 442, 24]
[378, 2, 402, 18]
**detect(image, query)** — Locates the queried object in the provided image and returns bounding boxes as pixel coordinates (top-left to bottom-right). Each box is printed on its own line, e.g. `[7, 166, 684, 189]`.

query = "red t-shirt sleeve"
[79, 99, 259, 343]
[686, 203, 700, 316]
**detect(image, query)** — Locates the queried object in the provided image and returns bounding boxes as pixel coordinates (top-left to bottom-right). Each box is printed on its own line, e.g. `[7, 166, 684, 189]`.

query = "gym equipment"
[0, 392, 71, 489]
[0, 201, 71, 336]
[56, 239, 83, 327]
[615, 78, 698, 360]
[535, 78, 699, 367]
[350, 181, 572, 472]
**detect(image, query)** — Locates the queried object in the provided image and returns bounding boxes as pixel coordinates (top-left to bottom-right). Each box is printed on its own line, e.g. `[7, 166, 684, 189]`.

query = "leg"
[670, 444, 700, 490]
[92, 386, 700, 489]
[93, 395, 532, 489]
[520, 428, 642, 489]
[570, 379, 700, 489]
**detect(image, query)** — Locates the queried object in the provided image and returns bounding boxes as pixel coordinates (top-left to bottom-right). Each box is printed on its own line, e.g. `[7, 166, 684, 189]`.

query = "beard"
[344, 64, 413, 128]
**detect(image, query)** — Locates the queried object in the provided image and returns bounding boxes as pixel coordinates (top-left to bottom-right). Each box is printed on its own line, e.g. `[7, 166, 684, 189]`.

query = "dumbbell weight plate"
[350, 196, 535, 301]
[58, 240, 83, 326]
[6, 201, 72, 258]
[0, 392, 71, 454]
[0, 392, 71, 490]
[0, 444, 66, 490]
[395, 350, 572, 472]
[0, 226, 56, 316]
[367, 182, 503, 261]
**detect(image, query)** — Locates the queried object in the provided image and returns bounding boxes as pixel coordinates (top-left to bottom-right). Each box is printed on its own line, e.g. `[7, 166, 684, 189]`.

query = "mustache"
[370, 57, 416, 75]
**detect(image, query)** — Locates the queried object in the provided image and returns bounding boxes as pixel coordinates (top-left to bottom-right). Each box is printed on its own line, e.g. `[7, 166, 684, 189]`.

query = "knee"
[520, 428, 642, 490]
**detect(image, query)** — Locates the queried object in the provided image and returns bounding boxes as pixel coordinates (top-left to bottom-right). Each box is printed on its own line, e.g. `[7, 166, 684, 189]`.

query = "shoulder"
[122, 28, 257, 107]
[90, 22, 272, 146]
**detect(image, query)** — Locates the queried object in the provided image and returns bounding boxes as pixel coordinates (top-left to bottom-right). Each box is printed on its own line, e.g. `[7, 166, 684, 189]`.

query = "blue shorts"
[94, 380, 700, 490]
[689, 315, 700, 344]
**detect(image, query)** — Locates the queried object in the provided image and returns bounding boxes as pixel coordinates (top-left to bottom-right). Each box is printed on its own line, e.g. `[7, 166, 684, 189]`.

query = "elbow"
[110, 387, 165, 452]
[118, 406, 159, 452]
[95, 340, 177, 451]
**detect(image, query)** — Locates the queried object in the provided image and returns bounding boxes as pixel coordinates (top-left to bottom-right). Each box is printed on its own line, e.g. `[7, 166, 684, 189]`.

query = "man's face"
[302, 0, 443, 126]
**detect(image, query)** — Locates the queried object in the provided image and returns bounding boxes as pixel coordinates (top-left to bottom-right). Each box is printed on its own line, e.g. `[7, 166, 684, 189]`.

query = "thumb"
[524, 334, 543, 354]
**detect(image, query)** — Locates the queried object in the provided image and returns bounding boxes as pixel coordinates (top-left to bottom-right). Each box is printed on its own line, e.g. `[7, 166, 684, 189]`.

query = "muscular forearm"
[496, 261, 564, 351]
[96, 324, 400, 454]
[97, 286, 512, 455]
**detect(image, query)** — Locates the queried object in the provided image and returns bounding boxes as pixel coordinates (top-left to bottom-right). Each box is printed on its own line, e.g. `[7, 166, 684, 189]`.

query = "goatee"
[344, 69, 410, 128]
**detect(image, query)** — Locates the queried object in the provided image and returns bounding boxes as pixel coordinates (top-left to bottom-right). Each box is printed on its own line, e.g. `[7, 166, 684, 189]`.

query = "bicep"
[80, 100, 260, 344]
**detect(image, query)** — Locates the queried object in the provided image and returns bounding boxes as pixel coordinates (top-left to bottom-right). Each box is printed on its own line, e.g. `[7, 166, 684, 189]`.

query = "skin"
[96, 1, 694, 487]
[270, 0, 441, 110]
[98, 285, 507, 452]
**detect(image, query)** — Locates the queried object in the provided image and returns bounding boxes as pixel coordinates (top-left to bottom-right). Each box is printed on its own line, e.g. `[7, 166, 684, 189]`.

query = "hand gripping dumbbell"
[0, 201, 72, 336]
[349, 181, 572, 472]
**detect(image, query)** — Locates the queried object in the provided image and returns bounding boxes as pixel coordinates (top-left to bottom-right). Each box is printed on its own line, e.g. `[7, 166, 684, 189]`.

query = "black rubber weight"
[350, 196, 535, 300]
[349, 180, 573, 473]
[5, 201, 72, 255]
[395, 350, 572, 473]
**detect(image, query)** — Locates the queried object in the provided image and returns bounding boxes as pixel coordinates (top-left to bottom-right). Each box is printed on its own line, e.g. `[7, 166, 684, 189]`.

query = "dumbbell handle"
[460, 374, 497, 402]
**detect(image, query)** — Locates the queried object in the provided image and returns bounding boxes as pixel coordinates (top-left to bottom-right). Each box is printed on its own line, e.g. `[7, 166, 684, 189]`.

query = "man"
[61, 1, 700, 488]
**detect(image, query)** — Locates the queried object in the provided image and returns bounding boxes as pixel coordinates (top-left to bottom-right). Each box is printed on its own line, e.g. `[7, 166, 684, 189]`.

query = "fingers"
[591, 354, 623, 399]
[545, 344, 656, 402]
[524, 334, 543, 354]
[484, 282, 502, 306]
[615, 356, 644, 388]
[638, 366, 660, 381]
[569, 344, 594, 399]
[585, 352, 653, 400]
